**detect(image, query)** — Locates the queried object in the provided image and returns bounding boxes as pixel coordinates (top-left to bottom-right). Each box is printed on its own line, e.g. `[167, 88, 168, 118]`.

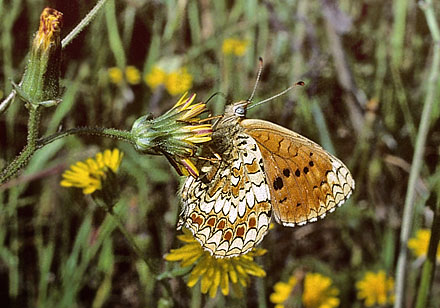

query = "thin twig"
[61, 0, 110, 48]
[393, 1, 440, 307]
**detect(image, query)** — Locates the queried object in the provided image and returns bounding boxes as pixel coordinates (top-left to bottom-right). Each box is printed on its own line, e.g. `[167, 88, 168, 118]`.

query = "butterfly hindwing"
[179, 133, 272, 257]
[242, 119, 355, 227]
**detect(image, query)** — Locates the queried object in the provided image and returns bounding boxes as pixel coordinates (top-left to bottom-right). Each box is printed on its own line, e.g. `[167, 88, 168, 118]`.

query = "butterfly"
[178, 78, 355, 258]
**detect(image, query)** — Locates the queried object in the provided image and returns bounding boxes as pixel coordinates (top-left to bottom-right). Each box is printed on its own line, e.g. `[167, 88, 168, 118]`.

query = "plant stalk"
[394, 1, 440, 307]
[0, 106, 41, 184]
[36, 127, 135, 149]
[415, 197, 440, 308]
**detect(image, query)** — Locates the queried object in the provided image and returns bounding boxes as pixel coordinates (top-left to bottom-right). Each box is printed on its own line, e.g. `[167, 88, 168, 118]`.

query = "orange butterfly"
[178, 69, 355, 258]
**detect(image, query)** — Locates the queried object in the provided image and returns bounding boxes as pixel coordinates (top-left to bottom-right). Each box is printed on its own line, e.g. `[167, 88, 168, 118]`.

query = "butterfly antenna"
[205, 91, 226, 105]
[247, 57, 264, 102]
[248, 81, 305, 110]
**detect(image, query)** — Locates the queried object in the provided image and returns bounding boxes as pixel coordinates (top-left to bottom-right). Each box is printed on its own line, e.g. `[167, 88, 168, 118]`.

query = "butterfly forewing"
[179, 133, 272, 257]
[242, 119, 355, 227]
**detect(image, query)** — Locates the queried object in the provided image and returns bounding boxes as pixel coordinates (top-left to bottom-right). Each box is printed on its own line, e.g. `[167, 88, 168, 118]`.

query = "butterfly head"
[223, 100, 249, 119]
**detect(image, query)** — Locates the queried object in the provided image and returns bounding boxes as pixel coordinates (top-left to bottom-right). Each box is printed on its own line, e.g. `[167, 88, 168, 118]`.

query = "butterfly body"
[179, 101, 354, 258]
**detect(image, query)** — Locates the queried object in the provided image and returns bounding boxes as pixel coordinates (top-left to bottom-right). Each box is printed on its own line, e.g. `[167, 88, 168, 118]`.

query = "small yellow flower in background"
[408, 229, 440, 261]
[164, 67, 193, 96]
[303, 273, 340, 308]
[222, 38, 249, 56]
[144, 66, 167, 90]
[145, 66, 193, 96]
[60, 149, 124, 195]
[270, 272, 339, 308]
[165, 228, 266, 298]
[270, 276, 298, 308]
[0, 89, 3, 100]
[108, 67, 124, 85]
[356, 270, 394, 307]
[125, 66, 141, 85]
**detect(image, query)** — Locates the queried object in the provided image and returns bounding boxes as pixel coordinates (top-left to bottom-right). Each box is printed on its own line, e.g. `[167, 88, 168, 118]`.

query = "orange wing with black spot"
[241, 119, 355, 227]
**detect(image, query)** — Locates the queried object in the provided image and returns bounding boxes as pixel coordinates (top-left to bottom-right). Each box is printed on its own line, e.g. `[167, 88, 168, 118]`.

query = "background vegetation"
[0, 0, 439, 307]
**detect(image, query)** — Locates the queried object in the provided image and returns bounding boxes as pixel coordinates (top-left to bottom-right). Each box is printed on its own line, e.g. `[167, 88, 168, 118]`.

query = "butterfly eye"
[234, 106, 246, 117]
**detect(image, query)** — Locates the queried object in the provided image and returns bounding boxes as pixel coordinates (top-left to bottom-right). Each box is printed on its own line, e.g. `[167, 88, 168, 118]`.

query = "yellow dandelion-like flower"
[408, 229, 440, 261]
[60, 149, 124, 195]
[108, 67, 124, 85]
[131, 93, 212, 177]
[222, 38, 249, 56]
[165, 228, 266, 298]
[270, 276, 298, 308]
[303, 273, 340, 308]
[145, 66, 167, 90]
[165, 67, 193, 96]
[125, 66, 141, 85]
[356, 270, 395, 307]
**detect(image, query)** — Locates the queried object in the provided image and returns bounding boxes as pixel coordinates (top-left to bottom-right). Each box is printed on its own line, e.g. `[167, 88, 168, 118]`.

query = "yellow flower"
[303, 273, 340, 308]
[34, 7, 63, 53]
[144, 66, 167, 90]
[60, 149, 124, 195]
[0, 89, 3, 100]
[131, 93, 212, 177]
[222, 38, 249, 56]
[165, 67, 193, 96]
[125, 66, 141, 85]
[165, 228, 266, 298]
[408, 229, 440, 261]
[270, 276, 298, 308]
[108, 67, 124, 85]
[356, 270, 394, 307]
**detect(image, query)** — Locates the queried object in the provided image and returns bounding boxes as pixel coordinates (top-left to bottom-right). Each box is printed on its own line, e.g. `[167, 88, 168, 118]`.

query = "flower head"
[270, 272, 339, 308]
[408, 229, 440, 261]
[145, 65, 193, 96]
[18, 7, 63, 106]
[125, 66, 141, 85]
[165, 228, 266, 298]
[34, 8, 63, 53]
[303, 273, 339, 308]
[108, 67, 124, 85]
[222, 38, 249, 56]
[356, 270, 394, 307]
[270, 276, 298, 308]
[108, 66, 141, 85]
[165, 67, 193, 96]
[145, 66, 167, 90]
[130, 93, 212, 177]
[60, 149, 123, 195]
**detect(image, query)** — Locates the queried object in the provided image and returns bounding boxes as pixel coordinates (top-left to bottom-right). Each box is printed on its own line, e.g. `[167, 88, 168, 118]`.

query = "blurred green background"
[0, 0, 439, 307]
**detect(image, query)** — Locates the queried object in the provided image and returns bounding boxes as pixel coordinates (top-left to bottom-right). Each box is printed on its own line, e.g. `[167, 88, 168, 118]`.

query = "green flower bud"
[15, 8, 63, 108]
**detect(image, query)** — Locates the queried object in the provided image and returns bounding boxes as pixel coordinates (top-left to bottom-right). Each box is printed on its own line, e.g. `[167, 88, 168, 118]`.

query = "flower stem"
[394, 1, 440, 307]
[61, 0, 110, 48]
[98, 204, 173, 298]
[36, 127, 135, 149]
[0, 106, 41, 184]
[415, 196, 440, 308]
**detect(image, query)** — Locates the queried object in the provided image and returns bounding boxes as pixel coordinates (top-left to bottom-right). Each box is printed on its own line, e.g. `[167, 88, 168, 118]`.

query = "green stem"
[61, 0, 110, 48]
[98, 204, 173, 298]
[106, 207, 157, 274]
[394, 1, 440, 307]
[36, 127, 135, 149]
[0, 106, 41, 184]
[415, 197, 440, 308]
[391, 0, 408, 67]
